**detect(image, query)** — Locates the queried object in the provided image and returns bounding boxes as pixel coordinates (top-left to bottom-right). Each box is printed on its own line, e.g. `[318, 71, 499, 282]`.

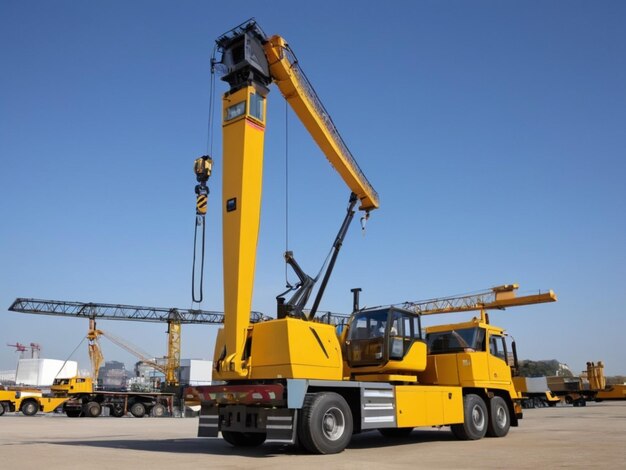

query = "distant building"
[0, 370, 16, 385]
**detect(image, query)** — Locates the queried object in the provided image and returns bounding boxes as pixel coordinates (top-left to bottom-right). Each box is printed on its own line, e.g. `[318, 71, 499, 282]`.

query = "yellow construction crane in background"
[9, 298, 268, 388]
[400, 284, 557, 322]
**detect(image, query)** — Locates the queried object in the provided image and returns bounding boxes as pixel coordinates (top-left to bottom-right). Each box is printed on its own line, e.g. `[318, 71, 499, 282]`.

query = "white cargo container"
[15, 359, 78, 386]
[179, 359, 212, 385]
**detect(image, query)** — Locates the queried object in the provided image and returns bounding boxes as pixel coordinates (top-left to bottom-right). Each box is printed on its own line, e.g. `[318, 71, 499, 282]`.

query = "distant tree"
[606, 376, 626, 385]
[518, 359, 573, 377]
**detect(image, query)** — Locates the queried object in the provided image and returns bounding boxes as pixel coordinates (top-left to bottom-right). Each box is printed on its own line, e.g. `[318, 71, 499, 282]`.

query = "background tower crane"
[8, 298, 268, 388]
[7, 342, 28, 359]
[399, 284, 557, 323]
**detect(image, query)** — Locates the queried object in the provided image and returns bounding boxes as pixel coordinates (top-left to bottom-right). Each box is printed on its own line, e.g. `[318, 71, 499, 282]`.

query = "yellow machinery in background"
[586, 361, 626, 401]
[0, 386, 68, 416]
[185, 20, 558, 454]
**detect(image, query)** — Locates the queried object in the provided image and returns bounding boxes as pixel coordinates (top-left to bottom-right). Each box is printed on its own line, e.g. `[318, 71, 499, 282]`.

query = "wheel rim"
[495, 404, 507, 428]
[322, 406, 345, 441]
[471, 404, 485, 431]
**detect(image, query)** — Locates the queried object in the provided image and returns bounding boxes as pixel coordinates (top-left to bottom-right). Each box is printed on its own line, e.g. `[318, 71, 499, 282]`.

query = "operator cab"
[344, 307, 427, 377]
[426, 326, 486, 354]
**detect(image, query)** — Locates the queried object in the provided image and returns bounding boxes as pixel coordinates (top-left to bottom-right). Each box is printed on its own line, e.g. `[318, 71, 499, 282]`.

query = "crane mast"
[213, 20, 379, 378]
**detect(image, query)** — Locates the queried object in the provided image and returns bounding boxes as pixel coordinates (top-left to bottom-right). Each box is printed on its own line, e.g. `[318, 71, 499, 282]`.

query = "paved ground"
[1, 401, 625, 469]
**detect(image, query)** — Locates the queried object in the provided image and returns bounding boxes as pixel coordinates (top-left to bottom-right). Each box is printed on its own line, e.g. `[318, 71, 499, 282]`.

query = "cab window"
[489, 334, 507, 361]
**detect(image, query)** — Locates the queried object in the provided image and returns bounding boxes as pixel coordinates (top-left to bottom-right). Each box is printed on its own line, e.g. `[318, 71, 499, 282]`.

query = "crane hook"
[360, 211, 370, 234]
[192, 155, 213, 304]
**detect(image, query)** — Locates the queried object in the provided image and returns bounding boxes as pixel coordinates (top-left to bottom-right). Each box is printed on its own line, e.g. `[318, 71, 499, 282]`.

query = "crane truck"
[185, 20, 557, 454]
[0, 386, 68, 416]
[50, 376, 173, 417]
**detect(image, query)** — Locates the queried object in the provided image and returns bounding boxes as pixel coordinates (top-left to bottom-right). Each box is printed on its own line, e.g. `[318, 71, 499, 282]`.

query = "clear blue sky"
[1, 1, 625, 376]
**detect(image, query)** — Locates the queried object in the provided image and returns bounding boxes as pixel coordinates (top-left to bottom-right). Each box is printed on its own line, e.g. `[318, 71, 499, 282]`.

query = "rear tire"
[21, 400, 39, 416]
[450, 394, 488, 440]
[130, 402, 146, 418]
[222, 431, 266, 447]
[84, 401, 102, 418]
[378, 427, 414, 438]
[297, 392, 353, 454]
[151, 403, 166, 417]
[486, 396, 510, 437]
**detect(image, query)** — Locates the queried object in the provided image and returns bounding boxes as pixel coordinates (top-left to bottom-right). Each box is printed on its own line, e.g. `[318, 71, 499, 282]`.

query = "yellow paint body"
[51, 376, 94, 395]
[348, 340, 428, 379]
[395, 385, 464, 427]
[214, 318, 344, 380]
[0, 389, 68, 414]
[215, 85, 267, 379]
[166, 319, 181, 386]
[597, 384, 626, 400]
[263, 36, 379, 212]
[249, 318, 343, 380]
[418, 318, 520, 400]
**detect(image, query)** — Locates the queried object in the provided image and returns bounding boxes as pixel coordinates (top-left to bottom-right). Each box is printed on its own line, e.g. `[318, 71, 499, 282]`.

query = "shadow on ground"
[48, 429, 457, 457]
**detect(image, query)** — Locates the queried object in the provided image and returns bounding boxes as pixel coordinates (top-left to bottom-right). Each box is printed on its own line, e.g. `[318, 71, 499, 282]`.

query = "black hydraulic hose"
[192, 215, 206, 303]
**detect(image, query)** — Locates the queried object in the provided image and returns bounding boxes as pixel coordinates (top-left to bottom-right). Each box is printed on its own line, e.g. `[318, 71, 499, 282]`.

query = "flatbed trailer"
[513, 377, 561, 408]
[52, 377, 174, 417]
[61, 389, 174, 417]
[547, 376, 598, 406]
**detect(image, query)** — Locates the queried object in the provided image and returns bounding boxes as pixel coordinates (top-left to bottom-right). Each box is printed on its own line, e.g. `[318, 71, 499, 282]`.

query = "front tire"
[298, 392, 353, 454]
[0, 402, 6, 416]
[450, 394, 488, 440]
[221, 431, 266, 447]
[487, 396, 510, 437]
[21, 400, 39, 416]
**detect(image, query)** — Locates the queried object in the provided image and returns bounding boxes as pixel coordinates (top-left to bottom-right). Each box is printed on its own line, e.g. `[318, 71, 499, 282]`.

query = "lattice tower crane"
[8, 298, 269, 388]
[398, 284, 557, 323]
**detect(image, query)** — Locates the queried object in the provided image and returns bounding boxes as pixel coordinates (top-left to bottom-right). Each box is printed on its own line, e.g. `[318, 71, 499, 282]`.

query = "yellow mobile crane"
[188, 20, 556, 453]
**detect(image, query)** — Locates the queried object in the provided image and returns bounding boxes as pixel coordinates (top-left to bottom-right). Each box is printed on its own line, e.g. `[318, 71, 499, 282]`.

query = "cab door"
[487, 333, 512, 385]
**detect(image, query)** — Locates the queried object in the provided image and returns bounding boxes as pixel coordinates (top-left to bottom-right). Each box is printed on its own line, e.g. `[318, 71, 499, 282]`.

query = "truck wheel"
[486, 396, 510, 438]
[84, 401, 102, 418]
[221, 431, 266, 447]
[66, 409, 82, 418]
[150, 403, 166, 417]
[21, 399, 39, 416]
[450, 394, 488, 440]
[130, 402, 146, 418]
[111, 406, 125, 417]
[378, 427, 413, 438]
[298, 392, 353, 454]
[0, 402, 6, 416]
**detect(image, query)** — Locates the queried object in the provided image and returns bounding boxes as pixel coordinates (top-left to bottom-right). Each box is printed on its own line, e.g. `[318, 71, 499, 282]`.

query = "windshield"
[427, 327, 485, 354]
[347, 309, 389, 340]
